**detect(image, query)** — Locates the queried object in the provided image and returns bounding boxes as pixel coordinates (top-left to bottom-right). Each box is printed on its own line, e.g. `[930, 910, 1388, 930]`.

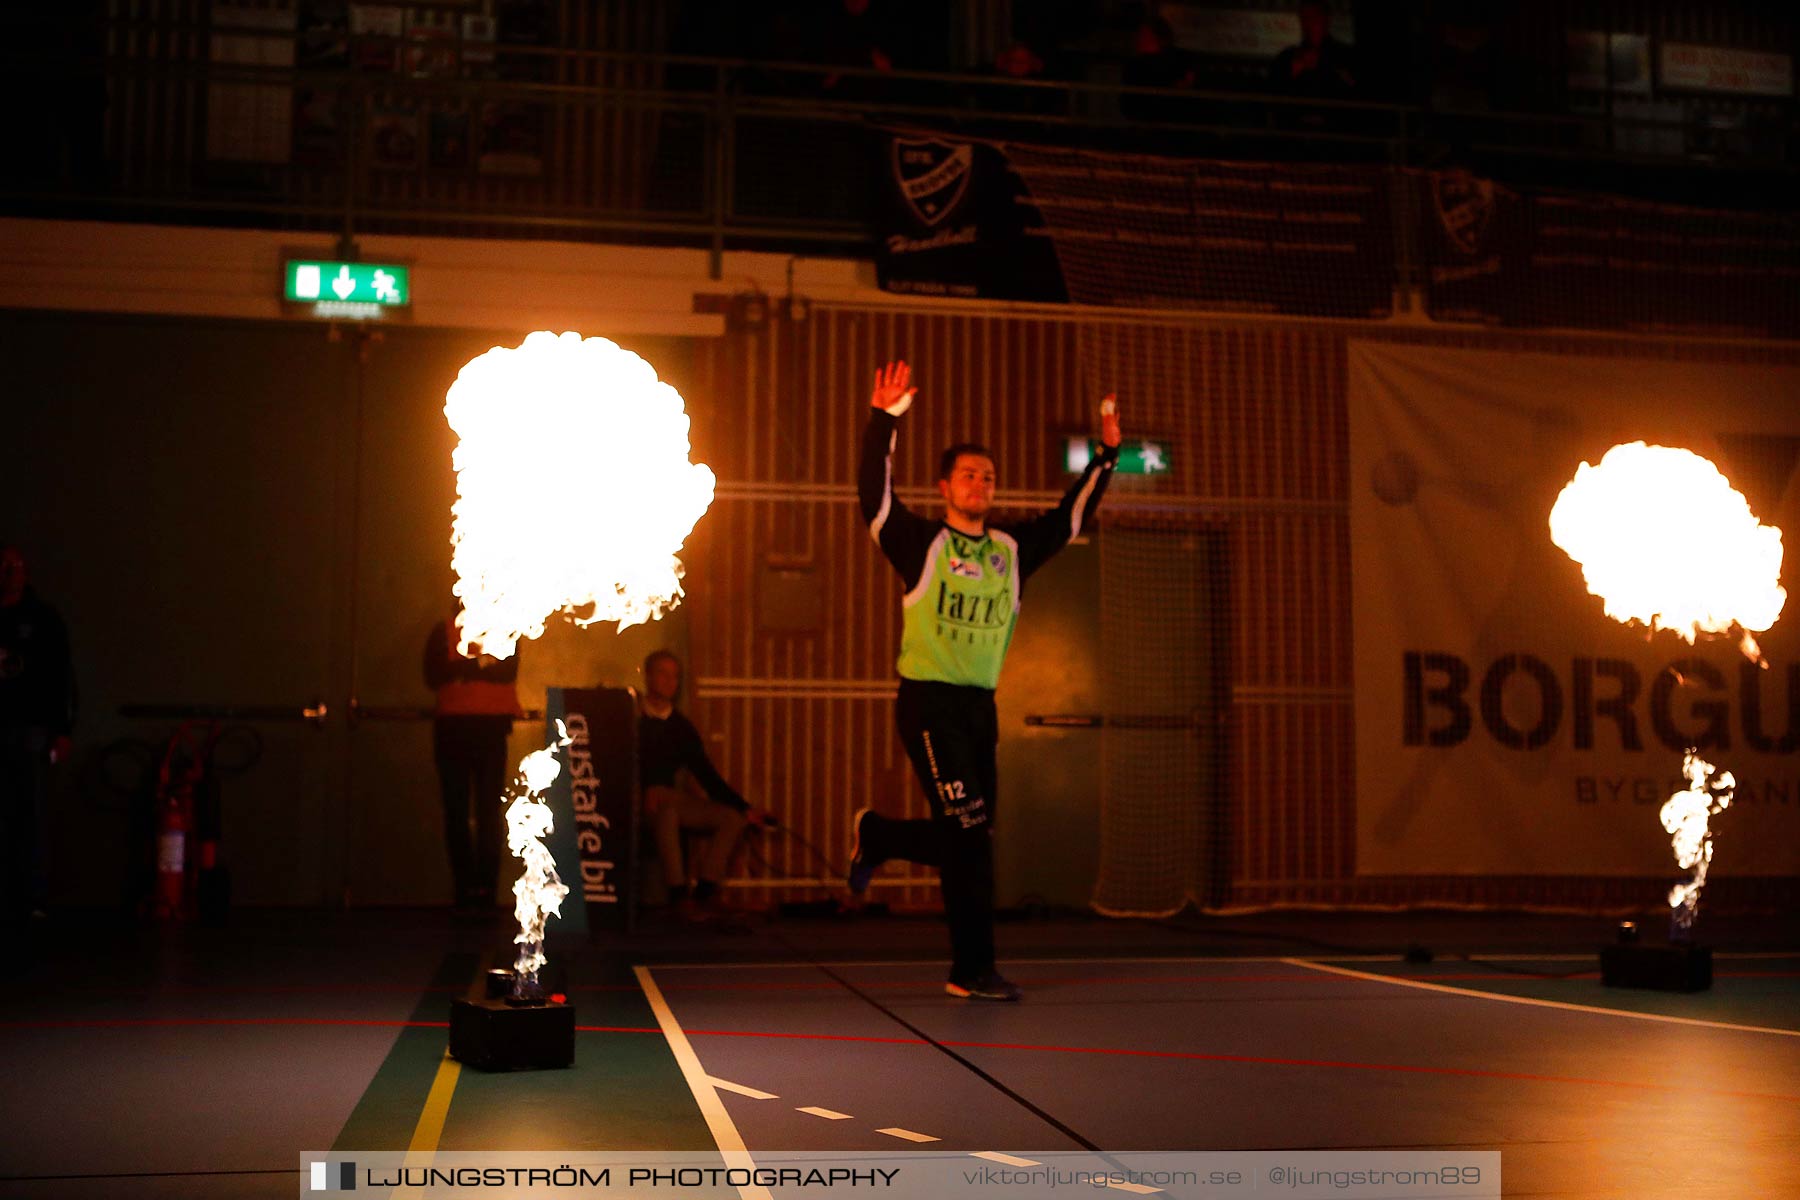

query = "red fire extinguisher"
[153, 721, 211, 921]
[154, 781, 192, 919]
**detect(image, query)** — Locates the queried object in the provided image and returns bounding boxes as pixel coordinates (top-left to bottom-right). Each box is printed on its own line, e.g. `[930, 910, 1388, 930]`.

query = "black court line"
[759, 923, 1104, 1153]
[0, 1168, 294, 1183]
[333, 950, 480, 1151]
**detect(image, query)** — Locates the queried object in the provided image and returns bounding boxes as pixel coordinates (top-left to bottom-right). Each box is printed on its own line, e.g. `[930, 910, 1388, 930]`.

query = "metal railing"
[5, 18, 1794, 274]
[119, 701, 332, 727]
[117, 700, 543, 728]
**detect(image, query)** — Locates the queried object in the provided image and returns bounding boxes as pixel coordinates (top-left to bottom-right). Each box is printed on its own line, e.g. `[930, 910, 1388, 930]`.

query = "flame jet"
[1549, 441, 1784, 663]
[446, 330, 716, 659]
[507, 721, 574, 999]
[1660, 751, 1734, 939]
[1549, 441, 1779, 938]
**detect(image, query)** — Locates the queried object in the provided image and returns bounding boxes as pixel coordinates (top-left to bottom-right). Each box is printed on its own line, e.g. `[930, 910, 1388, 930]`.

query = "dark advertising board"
[542, 687, 638, 934]
[876, 134, 1067, 302]
[1422, 170, 1800, 339]
[911, 139, 1394, 318]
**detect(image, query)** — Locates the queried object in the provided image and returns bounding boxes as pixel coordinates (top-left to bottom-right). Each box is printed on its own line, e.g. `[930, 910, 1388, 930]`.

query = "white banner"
[1348, 342, 1800, 876]
[1659, 42, 1793, 97]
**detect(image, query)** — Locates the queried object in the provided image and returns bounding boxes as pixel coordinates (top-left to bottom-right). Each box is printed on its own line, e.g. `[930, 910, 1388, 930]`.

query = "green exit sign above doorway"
[283, 259, 411, 319]
[1066, 437, 1171, 476]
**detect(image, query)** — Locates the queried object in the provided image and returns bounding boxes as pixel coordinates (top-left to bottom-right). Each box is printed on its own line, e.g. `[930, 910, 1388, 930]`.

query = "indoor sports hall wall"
[11, 301, 1792, 914]
[681, 302, 1800, 914]
[2, 309, 690, 909]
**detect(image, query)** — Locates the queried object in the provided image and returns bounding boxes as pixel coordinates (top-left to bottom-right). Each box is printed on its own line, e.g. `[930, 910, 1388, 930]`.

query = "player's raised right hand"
[871, 360, 916, 416]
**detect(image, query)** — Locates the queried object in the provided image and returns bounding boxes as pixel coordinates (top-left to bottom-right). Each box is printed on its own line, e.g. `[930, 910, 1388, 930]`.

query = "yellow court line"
[1284, 958, 1800, 1038]
[386, 1052, 462, 1199]
[409, 1053, 463, 1153]
[634, 965, 775, 1200]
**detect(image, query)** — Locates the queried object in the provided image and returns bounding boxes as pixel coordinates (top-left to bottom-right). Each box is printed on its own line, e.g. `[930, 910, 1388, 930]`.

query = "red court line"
[625, 968, 1800, 990]
[5, 1016, 1794, 1102]
[651, 1027, 1800, 1103]
[41, 985, 473, 998]
[37, 970, 1796, 999]
[0, 1017, 451, 1029]
[631, 973, 1445, 991]
[919, 1038, 1800, 1104]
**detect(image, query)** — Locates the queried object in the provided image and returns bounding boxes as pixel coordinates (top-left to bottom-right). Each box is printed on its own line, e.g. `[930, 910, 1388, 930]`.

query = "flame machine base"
[448, 973, 575, 1071]
[1600, 942, 1712, 992]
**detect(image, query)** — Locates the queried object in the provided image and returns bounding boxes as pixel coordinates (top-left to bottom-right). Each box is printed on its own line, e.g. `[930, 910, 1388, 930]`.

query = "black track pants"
[879, 679, 999, 981]
[432, 716, 510, 905]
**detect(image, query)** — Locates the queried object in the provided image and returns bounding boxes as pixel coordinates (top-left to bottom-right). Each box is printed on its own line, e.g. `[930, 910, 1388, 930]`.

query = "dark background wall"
[3, 310, 690, 909]
[679, 302, 1800, 914]
[9, 301, 1799, 915]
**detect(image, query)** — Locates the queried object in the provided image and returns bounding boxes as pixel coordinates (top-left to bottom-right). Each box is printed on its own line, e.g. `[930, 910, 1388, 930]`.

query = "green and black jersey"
[859, 410, 1117, 690]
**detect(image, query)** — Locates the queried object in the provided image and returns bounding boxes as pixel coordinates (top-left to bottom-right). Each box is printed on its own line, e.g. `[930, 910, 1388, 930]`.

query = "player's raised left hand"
[1099, 393, 1121, 449]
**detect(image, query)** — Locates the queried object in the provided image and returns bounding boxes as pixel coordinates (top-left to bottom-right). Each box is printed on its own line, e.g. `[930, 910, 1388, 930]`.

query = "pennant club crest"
[893, 138, 974, 229]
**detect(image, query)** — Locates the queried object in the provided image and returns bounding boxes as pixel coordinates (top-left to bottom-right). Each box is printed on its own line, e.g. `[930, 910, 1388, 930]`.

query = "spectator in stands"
[814, 0, 897, 97]
[1121, 13, 1196, 123]
[0, 544, 75, 922]
[637, 650, 770, 920]
[988, 39, 1066, 116]
[994, 41, 1046, 81]
[1270, 1, 1356, 99]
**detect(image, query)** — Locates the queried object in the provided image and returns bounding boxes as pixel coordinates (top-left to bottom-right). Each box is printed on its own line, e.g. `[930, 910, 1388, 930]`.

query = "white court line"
[708, 1077, 779, 1100]
[876, 1128, 940, 1143]
[1284, 958, 1800, 1038]
[1106, 1182, 1163, 1195]
[633, 966, 775, 1200]
[796, 1106, 854, 1120]
[1412, 951, 1800, 962]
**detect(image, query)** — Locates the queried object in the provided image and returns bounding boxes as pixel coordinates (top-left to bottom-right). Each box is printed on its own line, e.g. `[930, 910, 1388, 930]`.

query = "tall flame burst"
[1660, 751, 1734, 939]
[446, 331, 716, 659]
[1548, 442, 1785, 662]
[508, 721, 574, 997]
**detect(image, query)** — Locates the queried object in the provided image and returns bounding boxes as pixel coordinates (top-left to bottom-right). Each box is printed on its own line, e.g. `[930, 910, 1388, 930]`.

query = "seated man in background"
[637, 650, 768, 917]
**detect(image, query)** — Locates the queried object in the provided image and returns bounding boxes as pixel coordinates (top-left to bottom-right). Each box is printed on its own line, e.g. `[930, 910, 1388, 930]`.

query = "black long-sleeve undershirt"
[638, 708, 748, 814]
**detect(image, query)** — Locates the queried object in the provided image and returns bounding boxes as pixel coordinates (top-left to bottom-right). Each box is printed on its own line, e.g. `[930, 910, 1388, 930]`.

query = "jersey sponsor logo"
[947, 555, 983, 580]
[936, 581, 1010, 629]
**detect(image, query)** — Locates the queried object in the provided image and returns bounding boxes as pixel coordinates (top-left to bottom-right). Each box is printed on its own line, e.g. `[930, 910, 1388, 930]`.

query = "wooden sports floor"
[1, 908, 1794, 1199]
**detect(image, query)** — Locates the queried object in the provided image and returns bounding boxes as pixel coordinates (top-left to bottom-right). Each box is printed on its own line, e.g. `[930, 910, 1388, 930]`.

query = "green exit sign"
[283, 259, 411, 317]
[1066, 436, 1170, 476]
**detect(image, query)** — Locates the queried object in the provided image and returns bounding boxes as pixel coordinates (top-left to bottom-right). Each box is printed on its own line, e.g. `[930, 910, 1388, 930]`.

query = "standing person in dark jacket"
[0, 544, 76, 921]
[637, 650, 769, 917]
[850, 362, 1120, 1000]
[1270, 1, 1356, 98]
[423, 611, 520, 910]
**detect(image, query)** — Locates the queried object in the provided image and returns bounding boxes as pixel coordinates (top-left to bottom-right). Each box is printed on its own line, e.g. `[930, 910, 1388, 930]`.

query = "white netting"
[1094, 522, 1228, 916]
